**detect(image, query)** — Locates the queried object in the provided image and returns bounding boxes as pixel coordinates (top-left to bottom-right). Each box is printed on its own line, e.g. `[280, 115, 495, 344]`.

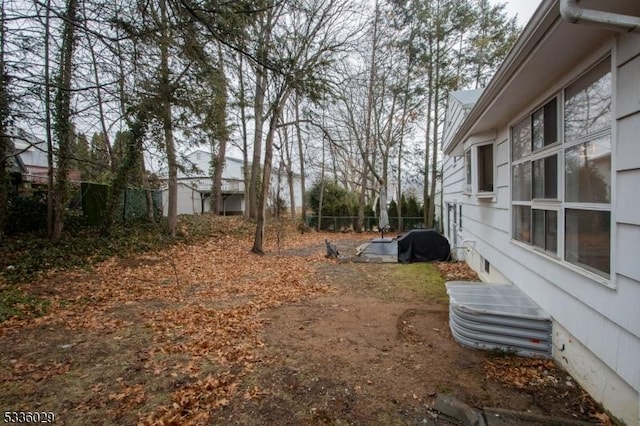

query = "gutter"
[560, 0, 640, 33]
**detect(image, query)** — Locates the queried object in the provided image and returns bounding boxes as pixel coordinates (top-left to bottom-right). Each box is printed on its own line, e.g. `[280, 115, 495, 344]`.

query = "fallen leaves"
[484, 356, 611, 424]
[0, 218, 353, 425]
[2, 359, 70, 383]
[484, 357, 558, 390]
[434, 261, 479, 281]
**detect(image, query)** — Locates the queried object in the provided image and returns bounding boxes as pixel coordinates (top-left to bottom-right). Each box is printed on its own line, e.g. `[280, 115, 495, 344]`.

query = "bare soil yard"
[0, 217, 610, 425]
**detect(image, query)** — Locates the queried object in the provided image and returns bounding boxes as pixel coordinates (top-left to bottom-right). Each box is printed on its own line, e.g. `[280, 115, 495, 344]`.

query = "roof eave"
[445, 0, 558, 155]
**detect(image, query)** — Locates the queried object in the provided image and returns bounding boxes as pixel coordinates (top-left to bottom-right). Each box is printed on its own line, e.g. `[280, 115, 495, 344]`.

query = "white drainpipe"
[559, 0, 640, 33]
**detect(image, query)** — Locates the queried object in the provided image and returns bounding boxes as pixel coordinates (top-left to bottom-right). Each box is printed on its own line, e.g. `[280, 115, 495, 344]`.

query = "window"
[532, 99, 558, 151]
[533, 155, 557, 199]
[477, 144, 494, 193]
[464, 150, 472, 192]
[510, 57, 611, 279]
[532, 209, 558, 253]
[563, 58, 611, 276]
[465, 143, 495, 195]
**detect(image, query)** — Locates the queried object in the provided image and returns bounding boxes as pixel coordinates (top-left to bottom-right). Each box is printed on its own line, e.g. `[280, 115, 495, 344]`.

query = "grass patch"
[0, 286, 50, 321]
[390, 263, 448, 303]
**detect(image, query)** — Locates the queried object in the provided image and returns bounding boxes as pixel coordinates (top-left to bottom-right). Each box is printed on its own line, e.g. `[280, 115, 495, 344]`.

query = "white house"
[441, 1, 640, 424]
[158, 150, 304, 216]
[9, 127, 53, 185]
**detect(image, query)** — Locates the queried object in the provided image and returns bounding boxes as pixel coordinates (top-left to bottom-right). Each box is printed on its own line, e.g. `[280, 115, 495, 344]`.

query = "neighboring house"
[9, 127, 51, 185]
[441, 1, 640, 424]
[158, 150, 304, 216]
[8, 127, 81, 185]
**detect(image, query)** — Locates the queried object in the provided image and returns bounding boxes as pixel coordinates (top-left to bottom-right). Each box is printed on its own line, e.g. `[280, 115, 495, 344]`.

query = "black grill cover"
[397, 229, 451, 263]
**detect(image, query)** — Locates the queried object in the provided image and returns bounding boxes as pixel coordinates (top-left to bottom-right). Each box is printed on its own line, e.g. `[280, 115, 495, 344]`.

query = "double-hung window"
[563, 59, 612, 277]
[512, 98, 559, 251]
[510, 57, 611, 279]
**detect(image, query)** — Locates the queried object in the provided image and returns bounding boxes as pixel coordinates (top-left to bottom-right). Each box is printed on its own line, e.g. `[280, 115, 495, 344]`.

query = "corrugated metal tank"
[446, 282, 552, 358]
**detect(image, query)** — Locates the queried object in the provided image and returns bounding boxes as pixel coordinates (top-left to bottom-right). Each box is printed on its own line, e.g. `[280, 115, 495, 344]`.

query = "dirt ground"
[222, 240, 605, 425]
[0, 226, 609, 425]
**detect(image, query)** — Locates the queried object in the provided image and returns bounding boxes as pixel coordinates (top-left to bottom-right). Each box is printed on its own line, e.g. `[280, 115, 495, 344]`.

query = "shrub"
[5, 192, 48, 235]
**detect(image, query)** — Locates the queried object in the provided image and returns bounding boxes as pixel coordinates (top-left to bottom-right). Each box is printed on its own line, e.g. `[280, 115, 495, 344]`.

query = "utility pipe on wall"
[560, 0, 640, 34]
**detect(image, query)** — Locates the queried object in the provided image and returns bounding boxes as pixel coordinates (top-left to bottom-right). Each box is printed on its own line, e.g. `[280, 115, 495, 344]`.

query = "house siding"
[159, 151, 304, 216]
[442, 31, 640, 425]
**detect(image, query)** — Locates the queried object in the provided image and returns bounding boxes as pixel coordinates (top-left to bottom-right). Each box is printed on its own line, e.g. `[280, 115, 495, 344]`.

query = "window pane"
[512, 118, 531, 161]
[532, 109, 544, 151]
[533, 99, 558, 151]
[565, 137, 611, 203]
[533, 209, 545, 248]
[533, 210, 557, 253]
[565, 59, 611, 142]
[512, 162, 531, 201]
[565, 209, 610, 276]
[513, 206, 531, 243]
[533, 155, 558, 199]
[478, 144, 494, 192]
[546, 210, 557, 253]
[465, 150, 472, 187]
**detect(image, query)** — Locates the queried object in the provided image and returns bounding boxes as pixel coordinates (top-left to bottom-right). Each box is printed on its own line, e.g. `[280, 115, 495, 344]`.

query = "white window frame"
[463, 141, 496, 199]
[509, 55, 613, 285]
[464, 150, 472, 194]
[476, 142, 495, 197]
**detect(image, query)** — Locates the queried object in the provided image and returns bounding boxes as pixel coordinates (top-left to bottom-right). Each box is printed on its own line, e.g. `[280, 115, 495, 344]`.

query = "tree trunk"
[252, 89, 290, 254]
[427, 2, 442, 229]
[52, 0, 79, 242]
[0, 2, 9, 239]
[423, 37, 433, 227]
[236, 54, 250, 219]
[159, 0, 177, 236]
[43, 0, 54, 237]
[294, 95, 307, 224]
[249, 15, 272, 220]
[280, 125, 296, 221]
[317, 135, 326, 232]
[358, 0, 379, 233]
[211, 43, 228, 215]
[396, 40, 414, 234]
[249, 64, 266, 220]
[140, 160, 155, 222]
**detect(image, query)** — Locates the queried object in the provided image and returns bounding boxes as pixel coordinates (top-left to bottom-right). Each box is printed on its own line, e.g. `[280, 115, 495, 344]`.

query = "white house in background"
[158, 150, 303, 216]
[9, 127, 52, 185]
[441, 1, 640, 424]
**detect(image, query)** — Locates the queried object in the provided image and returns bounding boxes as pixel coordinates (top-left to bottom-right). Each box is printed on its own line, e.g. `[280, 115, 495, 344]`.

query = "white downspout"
[560, 0, 640, 34]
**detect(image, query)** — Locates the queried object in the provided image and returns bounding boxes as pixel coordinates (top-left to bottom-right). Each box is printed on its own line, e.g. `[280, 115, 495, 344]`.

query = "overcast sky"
[492, 0, 543, 26]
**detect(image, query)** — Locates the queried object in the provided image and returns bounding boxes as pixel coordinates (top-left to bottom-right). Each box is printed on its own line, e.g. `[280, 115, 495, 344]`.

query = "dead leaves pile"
[484, 357, 560, 390]
[484, 357, 612, 424]
[434, 261, 479, 281]
[0, 219, 352, 425]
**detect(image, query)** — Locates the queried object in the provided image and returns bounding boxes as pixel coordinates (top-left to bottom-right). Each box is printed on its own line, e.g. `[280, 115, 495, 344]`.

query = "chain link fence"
[306, 216, 437, 232]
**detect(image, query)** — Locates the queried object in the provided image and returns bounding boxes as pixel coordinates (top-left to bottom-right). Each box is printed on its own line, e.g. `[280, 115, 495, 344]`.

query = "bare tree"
[210, 42, 229, 215]
[251, 0, 360, 253]
[51, 0, 79, 241]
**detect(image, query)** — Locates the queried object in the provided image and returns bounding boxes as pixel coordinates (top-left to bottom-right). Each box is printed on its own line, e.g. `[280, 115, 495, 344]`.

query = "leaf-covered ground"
[0, 217, 611, 425]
